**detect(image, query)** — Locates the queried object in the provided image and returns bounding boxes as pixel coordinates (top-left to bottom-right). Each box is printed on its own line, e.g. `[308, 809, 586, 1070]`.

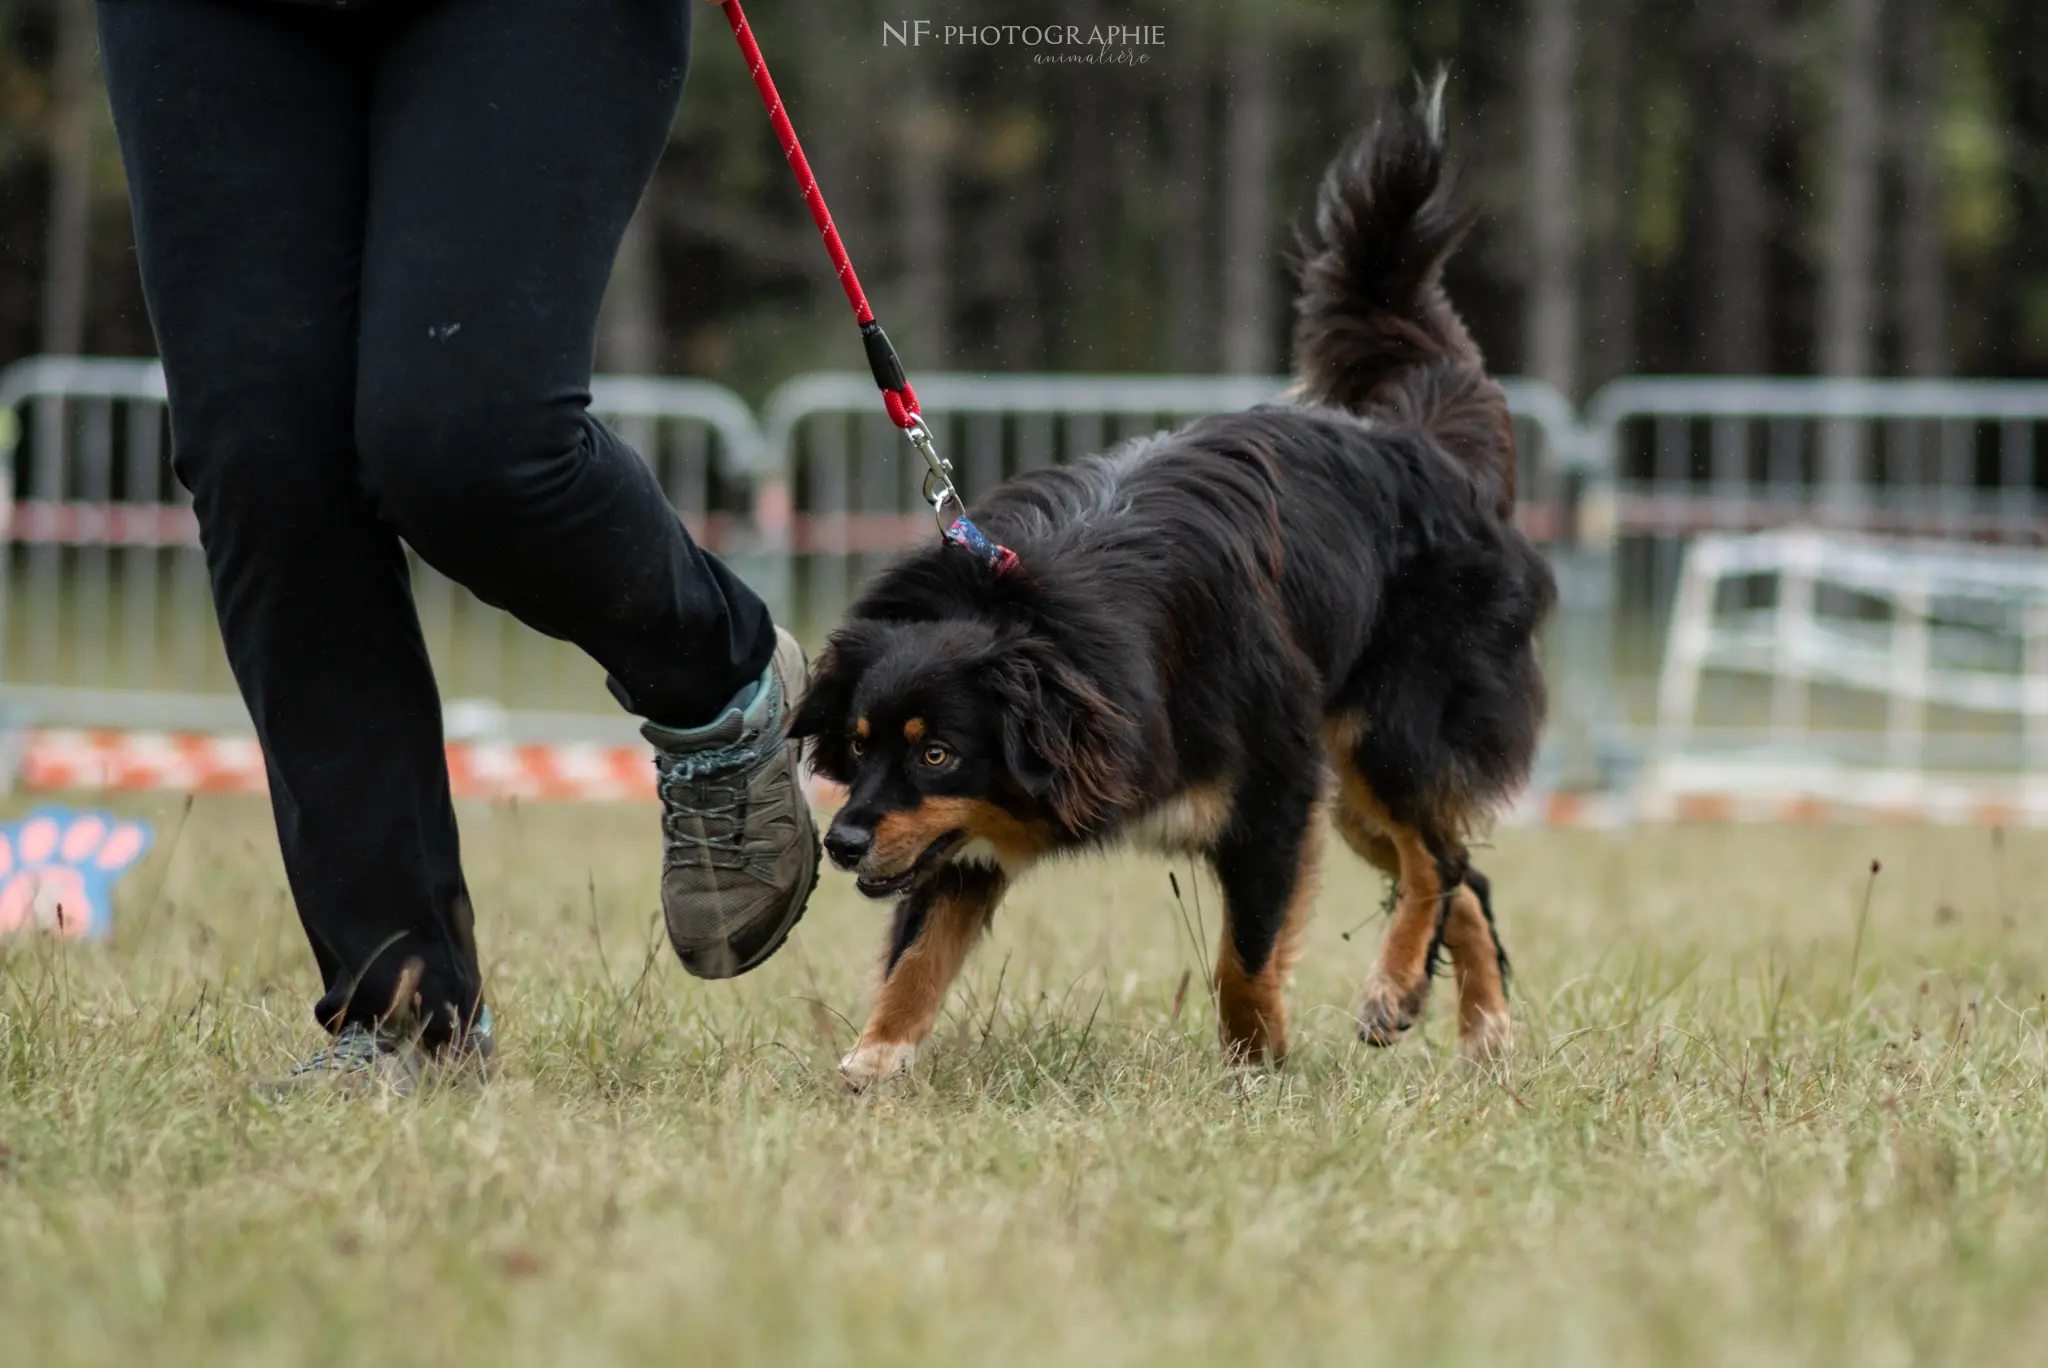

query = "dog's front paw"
[839, 1040, 918, 1090]
[1356, 971, 1427, 1047]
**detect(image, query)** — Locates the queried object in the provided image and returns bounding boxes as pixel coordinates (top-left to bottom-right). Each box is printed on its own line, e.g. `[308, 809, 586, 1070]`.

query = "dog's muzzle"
[850, 829, 964, 899]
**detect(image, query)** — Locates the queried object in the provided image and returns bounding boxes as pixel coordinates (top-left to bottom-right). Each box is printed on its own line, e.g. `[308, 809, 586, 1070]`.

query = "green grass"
[5, 797, 2048, 1366]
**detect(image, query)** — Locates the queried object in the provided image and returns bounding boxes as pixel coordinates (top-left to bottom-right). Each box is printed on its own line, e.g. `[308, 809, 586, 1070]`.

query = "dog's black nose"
[824, 825, 871, 870]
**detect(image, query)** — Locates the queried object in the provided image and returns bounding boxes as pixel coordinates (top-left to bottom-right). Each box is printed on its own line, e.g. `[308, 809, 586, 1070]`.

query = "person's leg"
[353, 0, 815, 977]
[97, 0, 482, 1047]
[354, 0, 772, 730]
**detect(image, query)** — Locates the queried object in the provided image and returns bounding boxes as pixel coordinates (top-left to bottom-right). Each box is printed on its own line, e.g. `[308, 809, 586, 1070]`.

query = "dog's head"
[790, 617, 1133, 897]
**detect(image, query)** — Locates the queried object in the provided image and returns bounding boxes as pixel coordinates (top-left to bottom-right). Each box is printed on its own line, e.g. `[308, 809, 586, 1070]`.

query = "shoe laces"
[287, 1022, 390, 1078]
[285, 1006, 493, 1079]
[653, 736, 767, 870]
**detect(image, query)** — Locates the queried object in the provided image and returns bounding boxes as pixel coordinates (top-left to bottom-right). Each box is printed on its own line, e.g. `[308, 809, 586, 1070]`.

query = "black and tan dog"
[792, 89, 1556, 1086]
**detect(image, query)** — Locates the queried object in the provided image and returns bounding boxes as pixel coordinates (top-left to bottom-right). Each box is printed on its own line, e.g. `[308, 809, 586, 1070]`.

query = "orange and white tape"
[13, 729, 2048, 828]
[18, 729, 656, 804]
[17, 728, 850, 808]
[1500, 788, 2048, 828]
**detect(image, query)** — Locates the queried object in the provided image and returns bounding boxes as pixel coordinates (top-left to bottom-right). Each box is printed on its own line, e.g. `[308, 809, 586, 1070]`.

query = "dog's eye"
[920, 744, 952, 768]
[849, 737, 866, 760]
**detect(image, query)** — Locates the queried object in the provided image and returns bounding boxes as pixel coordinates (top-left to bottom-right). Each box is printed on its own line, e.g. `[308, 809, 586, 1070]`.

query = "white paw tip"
[1460, 1012, 1514, 1062]
[839, 1041, 917, 1088]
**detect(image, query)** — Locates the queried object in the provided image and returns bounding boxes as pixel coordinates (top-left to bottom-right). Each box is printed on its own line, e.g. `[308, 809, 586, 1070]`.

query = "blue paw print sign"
[0, 807, 152, 940]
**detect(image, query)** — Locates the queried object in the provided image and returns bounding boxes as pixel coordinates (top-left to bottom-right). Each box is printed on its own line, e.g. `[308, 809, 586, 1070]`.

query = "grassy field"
[4, 795, 2047, 1366]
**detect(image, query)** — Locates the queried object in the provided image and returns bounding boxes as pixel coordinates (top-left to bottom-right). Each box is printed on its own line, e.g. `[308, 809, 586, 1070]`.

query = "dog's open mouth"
[854, 830, 964, 899]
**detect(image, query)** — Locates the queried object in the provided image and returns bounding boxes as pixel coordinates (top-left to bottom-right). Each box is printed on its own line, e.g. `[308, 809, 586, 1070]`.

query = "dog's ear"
[789, 629, 872, 782]
[993, 667, 1062, 801]
[979, 637, 1135, 831]
[787, 651, 842, 742]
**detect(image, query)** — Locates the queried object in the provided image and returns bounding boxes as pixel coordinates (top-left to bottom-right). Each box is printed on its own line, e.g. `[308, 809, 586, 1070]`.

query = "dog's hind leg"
[1335, 793, 1512, 1056]
[1325, 741, 1457, 1047]
[1207, 752, 1324, 1067]
[841, 864, 1006, 1088]
[1352, 824, 1458, 1048]
[1328, 727, 1513, 1056]
[1442, 868, 1512, 1060]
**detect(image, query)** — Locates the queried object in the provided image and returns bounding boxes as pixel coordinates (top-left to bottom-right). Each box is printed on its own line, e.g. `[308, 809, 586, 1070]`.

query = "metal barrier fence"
[4, 357, 2046, 783]
[760, 371, 1588, 631]
[0, 358, 765, 743]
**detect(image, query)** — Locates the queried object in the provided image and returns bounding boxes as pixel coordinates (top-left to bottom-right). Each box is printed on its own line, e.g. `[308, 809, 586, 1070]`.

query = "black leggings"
[97, 0, 775, 1041]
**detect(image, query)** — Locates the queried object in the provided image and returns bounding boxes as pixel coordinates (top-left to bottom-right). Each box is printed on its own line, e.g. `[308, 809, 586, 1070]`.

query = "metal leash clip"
[905, 416, 961, 535]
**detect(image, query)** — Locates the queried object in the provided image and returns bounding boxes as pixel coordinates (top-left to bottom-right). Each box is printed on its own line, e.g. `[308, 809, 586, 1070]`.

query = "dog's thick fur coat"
[793, 93, 1556, 1083]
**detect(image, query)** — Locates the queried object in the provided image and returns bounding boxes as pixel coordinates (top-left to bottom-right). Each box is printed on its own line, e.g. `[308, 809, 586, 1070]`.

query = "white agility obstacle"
[1647, 528, 2048, 823]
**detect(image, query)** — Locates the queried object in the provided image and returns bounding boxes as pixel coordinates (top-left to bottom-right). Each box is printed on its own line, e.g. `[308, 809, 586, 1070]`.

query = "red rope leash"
[720, 0, 1016, 572]
[720, 0, 918, 430]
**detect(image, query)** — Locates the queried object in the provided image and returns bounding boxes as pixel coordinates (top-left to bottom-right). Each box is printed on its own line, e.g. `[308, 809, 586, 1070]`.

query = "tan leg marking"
[1325, 714, 1510, 1051]
[841, 876, 1003, 1088]
[1441, 885, 1512, 1060]
[1323, 737, 1445, 1046]
[1213, 820, 1319, 1066]
[1332, 798, 1400, 878]
[1353, 824, 1446, 1046]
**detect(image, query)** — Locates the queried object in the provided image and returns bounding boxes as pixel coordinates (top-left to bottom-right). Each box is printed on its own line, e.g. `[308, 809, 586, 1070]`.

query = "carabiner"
[904, 417, 961, 536]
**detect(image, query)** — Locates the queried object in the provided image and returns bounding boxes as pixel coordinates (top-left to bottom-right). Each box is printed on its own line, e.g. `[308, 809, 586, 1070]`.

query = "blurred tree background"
[0, 0, 2044, 400]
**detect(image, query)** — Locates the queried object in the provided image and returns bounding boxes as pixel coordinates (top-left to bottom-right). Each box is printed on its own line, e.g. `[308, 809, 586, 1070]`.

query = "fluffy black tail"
[1291, 78, 1517, 513]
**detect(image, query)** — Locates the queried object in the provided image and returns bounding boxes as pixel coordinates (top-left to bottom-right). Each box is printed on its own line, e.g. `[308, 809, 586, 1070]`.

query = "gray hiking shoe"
[643, 626, 820, 979]
[260, 1006, 496, 1099]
